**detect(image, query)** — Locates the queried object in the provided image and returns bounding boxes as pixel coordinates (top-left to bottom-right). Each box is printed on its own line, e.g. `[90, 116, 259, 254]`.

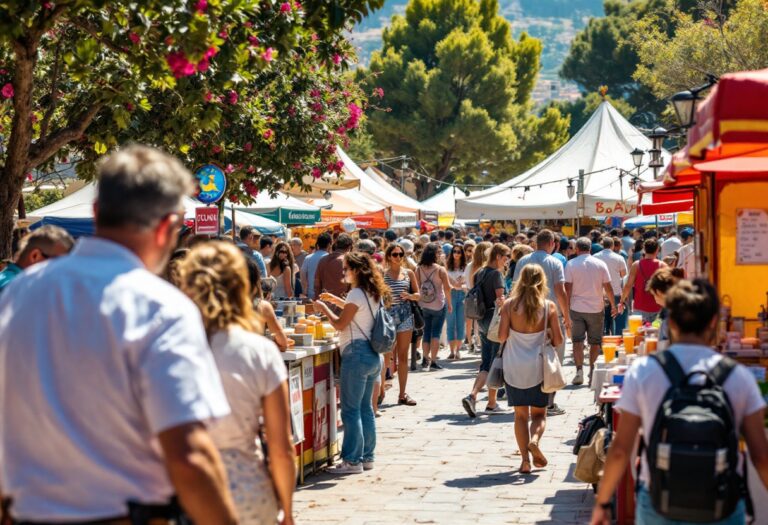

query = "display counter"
[282, 340, 341, 483]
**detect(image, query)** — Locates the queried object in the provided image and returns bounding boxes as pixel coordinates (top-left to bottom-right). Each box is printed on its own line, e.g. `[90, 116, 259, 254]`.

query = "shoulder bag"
[352, 293, 396, 354]
[540, 300, 566, 393]
[464, 268, 490, 320]
[487, 299, 504, 343]
[408, 278, 425, 330]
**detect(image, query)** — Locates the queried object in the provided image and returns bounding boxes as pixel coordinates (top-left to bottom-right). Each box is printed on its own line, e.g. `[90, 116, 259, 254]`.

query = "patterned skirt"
[220, 448, 280, 525]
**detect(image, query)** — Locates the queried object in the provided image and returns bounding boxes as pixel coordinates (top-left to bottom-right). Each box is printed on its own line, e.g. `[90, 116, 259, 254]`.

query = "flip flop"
[519, 459, 532, 474]
[528, 442, 548, 468]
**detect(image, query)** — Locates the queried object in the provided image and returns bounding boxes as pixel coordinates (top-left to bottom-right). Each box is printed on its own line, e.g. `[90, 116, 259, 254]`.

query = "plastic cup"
[603, 342, 617, 363]
[646, 337, 658, 353]
[628, 315, 643, 334]
[623, 331, 636, 354]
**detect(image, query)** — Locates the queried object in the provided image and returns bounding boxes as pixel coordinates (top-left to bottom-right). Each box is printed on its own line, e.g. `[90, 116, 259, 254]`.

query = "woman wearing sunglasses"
[446, 245, 467, 359]
[268, 241, 296, 299]
[313, 252, 391, 474]
[382, 244, 419, 406]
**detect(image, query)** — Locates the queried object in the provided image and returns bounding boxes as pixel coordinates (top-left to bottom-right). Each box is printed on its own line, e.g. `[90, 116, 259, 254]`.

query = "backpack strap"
[650, 351, 686, 387]
[709, 356, 737, 387]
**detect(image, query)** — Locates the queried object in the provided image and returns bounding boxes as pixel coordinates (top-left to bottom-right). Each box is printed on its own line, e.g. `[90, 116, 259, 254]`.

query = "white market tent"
[27, 182, 284, 236]
[456, 101, 671, 220]
[421, 186, 467, 226]
[282, 147, 361, 197]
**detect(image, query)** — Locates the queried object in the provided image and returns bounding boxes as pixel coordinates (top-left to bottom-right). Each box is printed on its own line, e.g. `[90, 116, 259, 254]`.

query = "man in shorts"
[565, 237, 616, 385]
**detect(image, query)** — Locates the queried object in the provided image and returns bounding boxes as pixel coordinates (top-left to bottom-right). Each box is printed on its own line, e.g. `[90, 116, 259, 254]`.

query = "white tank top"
[502, 302, 548, 389]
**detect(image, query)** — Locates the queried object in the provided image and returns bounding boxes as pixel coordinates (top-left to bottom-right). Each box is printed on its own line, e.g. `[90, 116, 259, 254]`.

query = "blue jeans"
[478, 312, 500, 373]
[446, 290, 466, 341]
[636, 485, 746, 525]
[605, 295, 627, 335]
[340, 340, 382, 464]
[422, 305, 447, 344]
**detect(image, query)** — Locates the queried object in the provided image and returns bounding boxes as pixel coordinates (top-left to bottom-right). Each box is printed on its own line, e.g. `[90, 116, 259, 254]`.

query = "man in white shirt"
[660, 230, 682, 260]
[0, 146, 237, 524]
[565, 237, 616, 385]
[676, 227, 697, 279]
[594, 237, 628, 335]
[591, 279, 768, 525]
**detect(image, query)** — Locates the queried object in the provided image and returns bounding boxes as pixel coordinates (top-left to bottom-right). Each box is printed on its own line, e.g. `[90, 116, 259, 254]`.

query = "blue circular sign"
[194, 164, 227, 204]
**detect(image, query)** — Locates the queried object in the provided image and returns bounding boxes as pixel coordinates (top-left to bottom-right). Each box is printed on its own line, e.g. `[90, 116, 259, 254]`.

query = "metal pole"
[231, 205, 236, 241]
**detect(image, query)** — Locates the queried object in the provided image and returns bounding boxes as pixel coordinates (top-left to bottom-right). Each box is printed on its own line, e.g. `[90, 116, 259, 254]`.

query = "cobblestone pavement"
[294, 345, 597, 525]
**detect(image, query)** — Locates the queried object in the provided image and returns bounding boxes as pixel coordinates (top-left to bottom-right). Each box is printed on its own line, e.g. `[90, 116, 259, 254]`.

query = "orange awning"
[694, 156, 768, 173]
[320, 209, 389, 229]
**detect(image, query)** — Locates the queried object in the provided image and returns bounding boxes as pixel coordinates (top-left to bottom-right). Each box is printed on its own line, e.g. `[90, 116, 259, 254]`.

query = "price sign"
[195, 207, 219, 235]
[736, 209, 768, 264]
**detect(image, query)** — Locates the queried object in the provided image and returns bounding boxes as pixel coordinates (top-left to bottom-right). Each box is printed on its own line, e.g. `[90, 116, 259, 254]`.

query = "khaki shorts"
[570, 310, 604, 346]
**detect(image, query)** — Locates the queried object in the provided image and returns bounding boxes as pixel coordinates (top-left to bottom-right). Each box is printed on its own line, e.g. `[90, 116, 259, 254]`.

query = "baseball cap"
[680, 227, 694, 240]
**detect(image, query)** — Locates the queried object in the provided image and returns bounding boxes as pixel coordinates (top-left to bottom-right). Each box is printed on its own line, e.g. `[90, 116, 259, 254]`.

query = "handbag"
[573, 412, 607, 455]
[463, 269, 489, 320]
[409, 279, 425, 330]
[486, 302, 503, 343]
[574, 428, 608, 484]
[352, 294, 396, 354]
[486, 352, 505, 389]
[540, 300, 566, 393]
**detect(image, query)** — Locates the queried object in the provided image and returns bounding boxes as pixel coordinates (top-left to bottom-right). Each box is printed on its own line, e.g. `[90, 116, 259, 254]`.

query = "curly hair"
[179, 241, 258, 337]
[345, 251, 391, 307]
[446, 244, 466, 272]
[509, 264, 550, 326]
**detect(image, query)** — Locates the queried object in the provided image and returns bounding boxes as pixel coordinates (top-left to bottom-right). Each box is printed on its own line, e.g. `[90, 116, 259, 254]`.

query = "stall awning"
[638, 181, 694, 214]
[320, 209, 388, 229]
[694, 155, 768, 173]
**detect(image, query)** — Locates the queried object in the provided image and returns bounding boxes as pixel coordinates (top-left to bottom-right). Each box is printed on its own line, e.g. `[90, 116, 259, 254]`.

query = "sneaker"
[429, 361, 443, 371]
[485, 405, 505, 415]
[547, 404, 566, 416]
[462, 395, 477, 418]
[415, 351, 422, 360]
[421, 358, 429, 369]
[572, 369, 584, 385]
[362, 461, 374, 471]
[329, 461, 363, 475]
[497, 387, 506, 399]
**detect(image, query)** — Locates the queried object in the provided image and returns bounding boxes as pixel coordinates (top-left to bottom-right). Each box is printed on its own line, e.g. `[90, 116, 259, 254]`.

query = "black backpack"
[642, 351, 749, 523]
[464, 269, 489, 320]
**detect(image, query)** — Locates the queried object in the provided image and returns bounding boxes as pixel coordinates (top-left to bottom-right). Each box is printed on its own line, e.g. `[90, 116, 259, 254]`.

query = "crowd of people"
[0, 145, 765, 525]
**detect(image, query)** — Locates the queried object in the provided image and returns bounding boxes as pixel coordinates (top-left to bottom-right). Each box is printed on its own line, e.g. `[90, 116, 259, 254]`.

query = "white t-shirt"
[208, 327, 287, 454]
[339, 288, 380, 348]
[464, 261, 474, 286]
[677, 242, 697, 279]
[616, 344, 766, 485]
[660, 236, 682, 259]
[594, 249, 628, 296]
[0, 238, 230, 521]
[564, 254, 611, 313]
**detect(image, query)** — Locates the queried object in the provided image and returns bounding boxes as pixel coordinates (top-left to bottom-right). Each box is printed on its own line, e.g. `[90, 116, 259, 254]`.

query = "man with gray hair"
[564, 237, 616, 385]
[0, 225, 74, 294]
[0, 145, 237, 524]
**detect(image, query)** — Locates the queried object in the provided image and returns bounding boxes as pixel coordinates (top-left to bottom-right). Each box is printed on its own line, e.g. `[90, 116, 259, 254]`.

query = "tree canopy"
[0, 0, 383, 257]
[358, 0, 569, 198]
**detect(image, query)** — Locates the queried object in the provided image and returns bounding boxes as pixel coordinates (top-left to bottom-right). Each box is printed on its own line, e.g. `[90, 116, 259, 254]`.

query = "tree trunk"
[0, 41, 36, 258]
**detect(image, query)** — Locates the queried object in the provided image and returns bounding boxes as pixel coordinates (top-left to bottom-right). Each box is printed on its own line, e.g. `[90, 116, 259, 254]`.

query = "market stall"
[420, 186, 467, 227]
[232, 191, 320, 225]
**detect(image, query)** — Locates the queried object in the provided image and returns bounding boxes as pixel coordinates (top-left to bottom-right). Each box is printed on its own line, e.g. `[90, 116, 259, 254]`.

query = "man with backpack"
[590, 279, 768, 525]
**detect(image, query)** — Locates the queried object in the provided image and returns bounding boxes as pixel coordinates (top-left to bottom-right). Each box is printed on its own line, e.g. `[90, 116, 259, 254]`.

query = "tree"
[0, 0, 383, 257]
[549, 90, 635, 138]
[357, 0, 569, 198]
[633, 0, 768, 100]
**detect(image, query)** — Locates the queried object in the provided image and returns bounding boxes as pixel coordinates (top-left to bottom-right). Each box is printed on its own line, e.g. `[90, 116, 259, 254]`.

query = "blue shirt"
[250, 250, 268, 278]
[301, 250, 328, 298]
[552, 253, 567, 266]
[591, 242, 602, 255]
[0, 263, 22, 294]
[512, 250, 565, 307]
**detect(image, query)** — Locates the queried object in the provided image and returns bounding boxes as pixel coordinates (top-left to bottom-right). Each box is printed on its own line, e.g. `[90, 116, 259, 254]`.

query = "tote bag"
[540, 300, 566, 393]
[486, 304, 503, 343]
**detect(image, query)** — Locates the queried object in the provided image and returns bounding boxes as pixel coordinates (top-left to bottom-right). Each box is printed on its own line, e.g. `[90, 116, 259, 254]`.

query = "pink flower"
[310, 89, 321, 98]
[230, 194, 239, 204]
[196, 59, 210, 72]
[129, 32, 140, 45]
[0, 69, 7, 75]
[212, 145, 222, 154]
[195, 0, 207, 13]
[332, 54, 343, 65]
[292, 162, 302, 170]
[294, 1, 302, 8]
[244, 142, 253, 152]
[311, 167, 322, 179]
[204, 91, 213, 102]
[287, 106, 296, 117]
[42, 2, 52, 9]
[335, 160, 344, 172]
[345, 102, 362, 130]
[225, 163, 235, 174]
[247, 166, 256, 173]
[244, 21, 253, 28]
[263, 129, 273, 140]
[204, 46, 218, 60]
[166, 51, 196, 78]
[311, 33, 318, 41]
[373, 87, 384, 98]
[1, 83, 13, 99]
[261, 47, 274, 62]
[124, 102, 134, 111]
[227, 90, 238, 105]
[311, 101, 323, 112]
[26, 173, 33, 181]
[248, 35, 259, 46]
[280, 2, 291, 12]
[218, 29, 228, 40]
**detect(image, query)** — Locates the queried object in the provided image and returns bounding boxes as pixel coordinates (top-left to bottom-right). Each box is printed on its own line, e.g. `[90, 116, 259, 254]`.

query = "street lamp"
[630, 147, 645, 169]
[323, 190, 332, 200]
[669, 74, 718, 129]
[567, 179, 575, 199]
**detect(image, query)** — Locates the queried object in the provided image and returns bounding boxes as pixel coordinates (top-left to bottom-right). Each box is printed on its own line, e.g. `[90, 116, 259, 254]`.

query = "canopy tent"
[623, 212, 694, 228]
[456, 101, 670, 220]
[232, 191, 320, 225]
[362, 166, 425, 212]
[282, 146, 361, 198]
[27, 182, 284, 236]
[421, 186, 467, 227]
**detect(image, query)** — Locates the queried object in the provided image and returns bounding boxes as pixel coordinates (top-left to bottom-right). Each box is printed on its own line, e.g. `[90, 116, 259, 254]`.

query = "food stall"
[607, 68, 768, 522]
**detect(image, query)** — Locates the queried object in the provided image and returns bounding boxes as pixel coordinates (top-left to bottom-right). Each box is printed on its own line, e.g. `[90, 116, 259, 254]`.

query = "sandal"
[398, 394, 417, 406]
[377, 390, 385, 406]
[519, 459, 532, 474]
[447, 353, 456, 360]
[528, 442, 548, 468]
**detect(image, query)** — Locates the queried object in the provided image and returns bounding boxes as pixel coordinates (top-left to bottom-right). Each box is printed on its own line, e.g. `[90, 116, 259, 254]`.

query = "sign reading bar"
[736, 208, 768, 265]
[195, 206, 219, 235]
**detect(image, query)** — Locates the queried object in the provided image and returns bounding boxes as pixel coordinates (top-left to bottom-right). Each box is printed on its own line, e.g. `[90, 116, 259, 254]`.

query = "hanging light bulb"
[567, 179, 575, 199]
[323, 190, 332, 200]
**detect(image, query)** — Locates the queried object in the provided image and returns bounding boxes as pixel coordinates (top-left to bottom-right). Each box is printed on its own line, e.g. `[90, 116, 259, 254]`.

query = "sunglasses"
[452, 250, 462, 254]
[390, 252, 404, 258]
[278, 250, 288, 255]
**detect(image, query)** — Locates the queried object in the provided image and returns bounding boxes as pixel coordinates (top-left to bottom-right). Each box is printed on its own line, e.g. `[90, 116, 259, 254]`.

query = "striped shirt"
[384, 271, 410, 305]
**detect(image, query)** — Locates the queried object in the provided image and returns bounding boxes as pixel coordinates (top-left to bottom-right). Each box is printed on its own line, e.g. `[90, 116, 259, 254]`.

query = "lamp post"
[399, 155, 409, 192]
[647, 126, 666, 179]
[669, 74, 718, 129]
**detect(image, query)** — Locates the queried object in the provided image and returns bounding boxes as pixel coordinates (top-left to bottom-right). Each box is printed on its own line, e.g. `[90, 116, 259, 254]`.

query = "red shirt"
[633, 258, 664, 313]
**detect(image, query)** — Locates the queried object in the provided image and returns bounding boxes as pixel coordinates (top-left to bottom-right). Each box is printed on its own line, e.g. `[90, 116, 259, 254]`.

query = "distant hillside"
[351, 0, 604, 82]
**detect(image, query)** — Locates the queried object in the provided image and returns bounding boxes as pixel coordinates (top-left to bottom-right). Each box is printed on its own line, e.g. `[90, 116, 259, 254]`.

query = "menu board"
[288, 367, 304, 445]
[737, 209, 768, 264]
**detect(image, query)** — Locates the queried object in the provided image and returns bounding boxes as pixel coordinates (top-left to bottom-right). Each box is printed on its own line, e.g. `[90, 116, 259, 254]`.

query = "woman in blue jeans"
[446, 245, 467, 359]
[416, 243, 453, 370]
[313, 252, 391, 475]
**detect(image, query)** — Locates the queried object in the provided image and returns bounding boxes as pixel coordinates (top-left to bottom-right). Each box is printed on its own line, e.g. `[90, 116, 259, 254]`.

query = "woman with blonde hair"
[269, 240, 297, 298]
[313, 252, 391, 474]
[498, 264, 563, 474]
[179, 241, 295, 525]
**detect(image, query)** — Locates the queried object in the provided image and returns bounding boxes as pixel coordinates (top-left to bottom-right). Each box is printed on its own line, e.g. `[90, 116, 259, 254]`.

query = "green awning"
[252, 208, 321, 225]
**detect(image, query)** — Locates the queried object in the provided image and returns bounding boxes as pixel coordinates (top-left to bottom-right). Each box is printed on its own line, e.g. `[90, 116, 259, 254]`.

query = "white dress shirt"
[0, 238, 230, 521]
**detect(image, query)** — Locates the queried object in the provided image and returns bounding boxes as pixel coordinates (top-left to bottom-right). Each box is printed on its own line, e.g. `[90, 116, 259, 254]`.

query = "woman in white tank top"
[498, 265, 563, 474]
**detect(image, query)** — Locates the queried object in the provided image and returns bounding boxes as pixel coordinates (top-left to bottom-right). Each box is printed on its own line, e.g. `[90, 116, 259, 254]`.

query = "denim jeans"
[636, 485, 746, 525]
[340, 339, 382, 464]
[446, 290, 466, 341]
[422, 305, 447, 344]
[604, 295, 627, 335]
[478, 312, 500, 373]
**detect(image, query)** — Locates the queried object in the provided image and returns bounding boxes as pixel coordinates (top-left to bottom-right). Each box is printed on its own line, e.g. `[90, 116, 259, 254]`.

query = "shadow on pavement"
[444, 470, 540, 488]
[425, 412, 516, 426]
[535, 487, 595, 524]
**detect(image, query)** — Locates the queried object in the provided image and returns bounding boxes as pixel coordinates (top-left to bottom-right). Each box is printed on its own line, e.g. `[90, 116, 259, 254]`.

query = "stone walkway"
[294, 346, 597, 524]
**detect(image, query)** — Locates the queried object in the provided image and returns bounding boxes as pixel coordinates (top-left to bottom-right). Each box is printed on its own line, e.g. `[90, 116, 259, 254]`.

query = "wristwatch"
[599, 501, 612, 510]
